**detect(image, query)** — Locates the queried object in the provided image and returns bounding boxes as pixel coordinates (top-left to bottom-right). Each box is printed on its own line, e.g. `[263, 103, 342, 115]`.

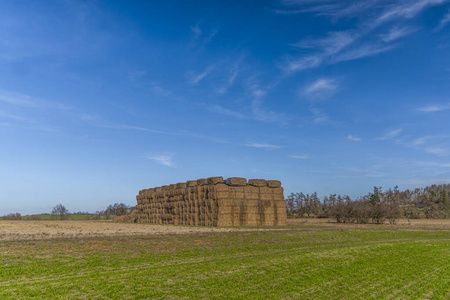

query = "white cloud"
[245, 143, 282, 149]
[145, 154, 176, 168]
[251, 98, 290, 124]
[294, 31, 355, 55]
[376, 0, 448, 24]
[279, 0, 447, 73]
[424, 147, 449, 156]
[436, 10, 450, 30]
[285, 31, 355, 71]
[333, 43, 397, 63]
[381, 26, 417, 42]
[0, 110, 35, 123]
[190, 24, 202, 41]
[289, 154, 310, 159]
[209, 104, 245, 119]
[310, 107, 329, 123]
[188, 66, 214, 84]
[347, 135, 361, 141]
[302, 78, 337, 99]
[276, 1, 378, 18]
[378, 128, 403, 140]
[0, 89, 70, 110]
[416, 103, 450, 112]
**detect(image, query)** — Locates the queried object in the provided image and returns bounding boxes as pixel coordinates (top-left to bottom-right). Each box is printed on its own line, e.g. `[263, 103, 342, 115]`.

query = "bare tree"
[51, 204, 69, 220]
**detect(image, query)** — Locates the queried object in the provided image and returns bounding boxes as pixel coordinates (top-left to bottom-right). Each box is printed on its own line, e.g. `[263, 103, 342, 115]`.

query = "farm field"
[0, 220, 449, 299]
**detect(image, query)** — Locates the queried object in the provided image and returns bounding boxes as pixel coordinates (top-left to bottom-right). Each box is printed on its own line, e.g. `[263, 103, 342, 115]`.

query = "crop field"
[0, 220, 449, 299]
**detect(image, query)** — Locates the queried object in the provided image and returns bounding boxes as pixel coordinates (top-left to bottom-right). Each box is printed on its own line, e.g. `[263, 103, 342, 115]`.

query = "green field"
[1, 224, 449, 299]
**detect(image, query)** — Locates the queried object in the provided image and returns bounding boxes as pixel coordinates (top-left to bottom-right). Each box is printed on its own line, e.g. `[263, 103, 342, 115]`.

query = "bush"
[1, 213, 22, 220]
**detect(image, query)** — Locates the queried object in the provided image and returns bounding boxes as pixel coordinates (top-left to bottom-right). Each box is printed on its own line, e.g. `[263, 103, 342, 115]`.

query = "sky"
[1, 0, 450, 215]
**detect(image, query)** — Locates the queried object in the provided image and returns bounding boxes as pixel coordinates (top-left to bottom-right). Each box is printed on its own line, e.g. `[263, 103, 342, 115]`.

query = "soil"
[0, 220, 275, 241]
[0, 218, 448, 241]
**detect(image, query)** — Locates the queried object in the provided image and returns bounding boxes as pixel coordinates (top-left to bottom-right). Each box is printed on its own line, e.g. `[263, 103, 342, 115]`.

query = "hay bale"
[226, 177, 247, 185]
[197, 178, 208, 185]
[248, 179, 266, 187]
[208, 176, 224, 184]
[267, 180, 281, 188]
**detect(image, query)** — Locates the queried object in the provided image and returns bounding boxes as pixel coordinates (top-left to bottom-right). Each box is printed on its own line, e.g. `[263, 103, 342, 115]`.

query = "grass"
[0, 224, 449, 299]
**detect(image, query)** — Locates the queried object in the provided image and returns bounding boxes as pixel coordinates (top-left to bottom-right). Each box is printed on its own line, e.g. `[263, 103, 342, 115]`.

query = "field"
[0, 219, 449, 299]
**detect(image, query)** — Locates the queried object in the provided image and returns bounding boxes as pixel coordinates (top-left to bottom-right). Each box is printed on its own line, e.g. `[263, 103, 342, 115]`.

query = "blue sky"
[1, 0, 450, 214]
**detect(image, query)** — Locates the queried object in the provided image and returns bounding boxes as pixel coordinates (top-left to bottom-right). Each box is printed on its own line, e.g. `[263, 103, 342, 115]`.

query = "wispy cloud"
[99, 124, 179, 136]
[380, 26, 417, 42]
[245, 142, 282, 149]
[188, 65, 214, 84]
[0, 90, 70, 110]
[190, 24, 202, 41]
[302, 78, 337, 99]
[347, 135, 361, 141]
[424, 147, 449, 156]
[208, 104, 245, 119]
[289, 154, 310, 159]
[286, 31, 355, 71]
[333, 43, 397, 63]
[279, 0, 447, 73]
[376, 0, 448, 24]
[0, 110, 35, 123]
[251, 98, 290, 124]
[310, 107, 329, 123]
[378, 128, 403, 140]
[416, 103, 450, 112]
[435, 10, 450, 30]
[144, 154, 176, 167]
[275, 1, 378, 18]
[190, 24, 218, 48]
[98, 122, 234, 145]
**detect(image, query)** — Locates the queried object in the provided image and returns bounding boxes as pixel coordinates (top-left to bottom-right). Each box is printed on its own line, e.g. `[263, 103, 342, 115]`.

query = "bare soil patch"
[0, 220, 280, 241]
[1, 218, 448, 242]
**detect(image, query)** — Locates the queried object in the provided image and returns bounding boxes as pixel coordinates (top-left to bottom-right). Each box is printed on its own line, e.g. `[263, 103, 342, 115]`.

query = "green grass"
[0, 225, 449, 299]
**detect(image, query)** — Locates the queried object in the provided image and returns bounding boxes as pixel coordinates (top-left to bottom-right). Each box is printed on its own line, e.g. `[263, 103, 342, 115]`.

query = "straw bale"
[186, 180, 197, 187]
[259, 193, 273, 200]
[162, 185, 169, 191]
[257, 186, 272, 194]
[197, 178, 208, 185]
[212, 183, 229, 192]
[243, 185, 259, 193]
[247, 213, 258, 225]
[217, 213, 234, 225]
[231, 192, 245, 199]
[207, 176, 224, 184]
[230, 186, 244, 193]
[272, 186, 284, 194]
[226, 177, 247, 185]
[266, 180, 281, 188]
[244, 192, 259, 200]
[244, 199, 260, 208]
[248, 179, 266, 187]
[275, 200, 287, 209]
[176, 182, 186, 189]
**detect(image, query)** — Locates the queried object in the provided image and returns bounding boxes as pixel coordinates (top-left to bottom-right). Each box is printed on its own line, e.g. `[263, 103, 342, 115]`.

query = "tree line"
[286, 184, 450, 224]
[0, 203, 135, 220]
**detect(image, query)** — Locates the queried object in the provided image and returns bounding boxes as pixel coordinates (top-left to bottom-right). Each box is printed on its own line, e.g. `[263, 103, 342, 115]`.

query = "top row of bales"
[138, 176, 282, 196]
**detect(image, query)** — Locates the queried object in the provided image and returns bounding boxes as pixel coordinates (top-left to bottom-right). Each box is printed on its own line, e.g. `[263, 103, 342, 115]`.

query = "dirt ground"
[0, 218, 449, 241]
[0, 220, 277, 241]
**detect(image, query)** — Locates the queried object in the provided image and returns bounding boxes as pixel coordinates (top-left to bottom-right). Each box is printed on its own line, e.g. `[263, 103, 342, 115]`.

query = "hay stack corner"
[118, 176, 287, 226]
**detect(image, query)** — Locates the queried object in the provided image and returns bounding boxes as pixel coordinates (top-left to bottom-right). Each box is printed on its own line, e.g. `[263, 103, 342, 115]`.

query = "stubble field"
[1, 219, 449, 299]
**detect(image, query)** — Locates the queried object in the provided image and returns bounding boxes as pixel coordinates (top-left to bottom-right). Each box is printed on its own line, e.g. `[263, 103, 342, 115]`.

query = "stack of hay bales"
[130, 176, 286, 226]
